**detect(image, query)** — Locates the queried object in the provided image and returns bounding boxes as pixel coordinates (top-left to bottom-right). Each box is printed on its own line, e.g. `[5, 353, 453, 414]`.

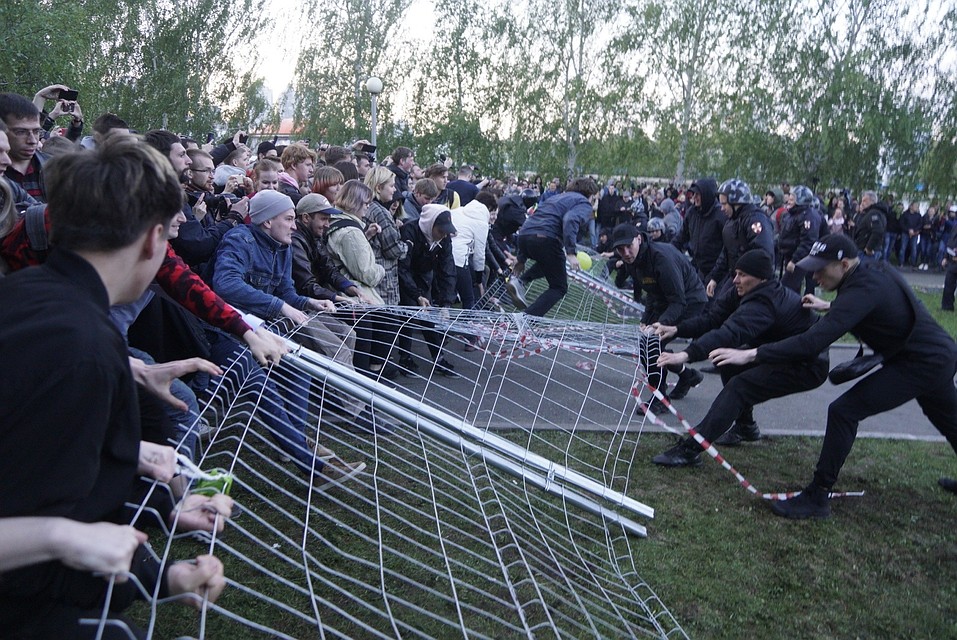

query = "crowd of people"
[1, 83, 956, 635]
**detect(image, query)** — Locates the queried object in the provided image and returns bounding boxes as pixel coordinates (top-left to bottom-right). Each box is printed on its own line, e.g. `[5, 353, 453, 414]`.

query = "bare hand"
[310, 298, 337, 313]
[786, 261, 795, 273]
[224, 175, 240, 194]
[281, 303, 309, 324]
[167, 555, 226, 608]
[801, 294, 830, 312]
[229, 197, 250, 219]
[193, 198, 208, 222]
[709, 347, 757, 367]
[566, 254, 581, 271]
[706, 279, 717, 297]
[417, 296, 431, 307]
[53, 520, 148, 580]
[138, 441, 177, 482]
[231, 130, 245, 146]
[130, 357, 223, 412]
[657, 351, 689, 367]
[242, 327, 289, 366]
[652, 323, 678, 340]
[48, 100, 69, 119]
[169, 493, 233, 533]
[364, 222, 381, 239]
[33, 84, 69, 108]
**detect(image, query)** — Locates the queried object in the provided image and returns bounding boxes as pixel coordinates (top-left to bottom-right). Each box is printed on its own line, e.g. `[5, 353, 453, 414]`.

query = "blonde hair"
[364, 166, 396, 200]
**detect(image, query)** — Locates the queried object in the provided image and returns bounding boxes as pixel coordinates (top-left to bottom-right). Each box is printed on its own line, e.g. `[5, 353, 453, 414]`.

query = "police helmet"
[792, 185, 815, 206]
[520, 188, 538, 209]
[717, 179, 752, 205]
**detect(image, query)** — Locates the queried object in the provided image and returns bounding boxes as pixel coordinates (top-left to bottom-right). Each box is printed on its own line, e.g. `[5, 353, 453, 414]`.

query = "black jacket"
[851, 203, 887, 253]
[278, 180, 303, 206]
[678, 280, 821, 362]
[777, 204, 821, 263]
[398, 220, 456, 306]
[757, 262, 957, 364]
[708, 203, 775, 285]
[290, 221, 354, 300]
[389, 164, 410, 195]
[672, 178, 723, 278]
[170, 201, 235, 273]
[492, 194, 528, 244]
[626, 237, 708, 325]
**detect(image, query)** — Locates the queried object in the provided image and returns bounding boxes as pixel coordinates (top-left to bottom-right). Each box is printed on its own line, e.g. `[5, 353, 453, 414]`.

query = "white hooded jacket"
[450, 199, 490, 270]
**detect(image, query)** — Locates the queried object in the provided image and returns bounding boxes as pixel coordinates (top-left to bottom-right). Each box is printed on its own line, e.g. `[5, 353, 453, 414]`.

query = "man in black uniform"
[650, 250, 829, 465]
[942, 207, 957, 312]
[712, 234, 957, 518]
[776, 184, 821, 293]
[612, 223, 708, 410]
[672, 178, 724, 285]
[851, 190, 887, 264]
[706, 178, 774, 299]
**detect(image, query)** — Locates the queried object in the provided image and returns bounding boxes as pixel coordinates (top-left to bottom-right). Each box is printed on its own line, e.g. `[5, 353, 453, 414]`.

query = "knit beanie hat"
[250, 190, 295, 225]
[735, 249, 773, 280]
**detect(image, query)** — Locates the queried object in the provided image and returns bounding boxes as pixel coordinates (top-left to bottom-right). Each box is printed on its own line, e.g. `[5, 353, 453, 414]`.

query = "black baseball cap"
[611, 223, 641, 248]
[797, 234, 859, 272]
[433, 209, 457, 236]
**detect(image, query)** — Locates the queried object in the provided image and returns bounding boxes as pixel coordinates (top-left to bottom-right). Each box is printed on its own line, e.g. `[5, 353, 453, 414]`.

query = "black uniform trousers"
[814, 355, 957, 489]
[942, 261, 957, 310]
[694, 356, 829, 443]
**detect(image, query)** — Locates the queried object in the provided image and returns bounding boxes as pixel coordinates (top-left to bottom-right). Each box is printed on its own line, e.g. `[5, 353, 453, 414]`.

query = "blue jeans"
[882, 232, 898, 263]
[899, 233, 918, 266]
[205, 328, 324, 473]
[859, 250, 882, 266]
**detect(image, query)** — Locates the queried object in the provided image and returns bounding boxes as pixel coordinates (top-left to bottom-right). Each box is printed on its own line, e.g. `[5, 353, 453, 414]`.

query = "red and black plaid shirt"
[0, 209, 250, 338]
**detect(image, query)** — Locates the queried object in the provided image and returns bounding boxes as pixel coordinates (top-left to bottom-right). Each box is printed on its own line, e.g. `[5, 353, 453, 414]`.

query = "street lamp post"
[365, 76, 383, 150]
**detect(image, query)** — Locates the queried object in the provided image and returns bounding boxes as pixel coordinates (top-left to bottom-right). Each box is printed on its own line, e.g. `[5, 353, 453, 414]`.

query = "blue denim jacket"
[210, 224, 309, 319]
[517, 191, 592, 254]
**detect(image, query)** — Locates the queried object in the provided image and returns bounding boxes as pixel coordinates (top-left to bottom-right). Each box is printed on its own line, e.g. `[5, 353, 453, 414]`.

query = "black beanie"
[735, 249, 773, 280]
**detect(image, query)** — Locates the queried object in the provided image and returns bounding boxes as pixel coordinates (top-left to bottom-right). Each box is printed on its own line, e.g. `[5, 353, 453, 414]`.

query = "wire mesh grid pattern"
[87, 257, 688, 639]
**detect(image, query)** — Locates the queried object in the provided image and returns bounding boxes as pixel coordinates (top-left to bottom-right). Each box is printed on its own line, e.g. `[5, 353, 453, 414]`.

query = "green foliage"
[1, 0, 272, 138]
[292, 0, 413, 147]
[3, 0, 954, 193]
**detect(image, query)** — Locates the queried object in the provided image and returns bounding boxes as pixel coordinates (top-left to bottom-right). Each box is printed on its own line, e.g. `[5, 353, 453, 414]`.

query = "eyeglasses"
[191, 167, 214, 174]
[8, 128, 42, 139]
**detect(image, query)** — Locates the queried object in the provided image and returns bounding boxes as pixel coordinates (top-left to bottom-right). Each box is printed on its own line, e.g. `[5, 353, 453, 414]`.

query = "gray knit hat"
[250, 190, 295, 225]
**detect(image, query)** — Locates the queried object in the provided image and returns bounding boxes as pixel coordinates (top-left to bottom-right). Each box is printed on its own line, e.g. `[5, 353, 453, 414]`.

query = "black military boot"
[652, 439, 702, 467]
[938, 477, 957, 494]
[714, 421, 762, 446]
[770, 483, 831, 519]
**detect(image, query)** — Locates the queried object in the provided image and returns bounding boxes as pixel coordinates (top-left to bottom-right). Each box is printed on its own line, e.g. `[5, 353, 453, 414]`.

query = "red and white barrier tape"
[630, 376, 864, 502]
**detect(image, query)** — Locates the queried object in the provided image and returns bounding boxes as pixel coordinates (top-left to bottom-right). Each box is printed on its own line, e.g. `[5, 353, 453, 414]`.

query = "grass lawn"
[607, 433, 957, 639]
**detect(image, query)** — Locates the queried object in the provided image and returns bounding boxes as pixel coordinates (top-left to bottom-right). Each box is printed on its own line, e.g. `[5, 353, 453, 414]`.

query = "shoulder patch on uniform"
[803, 219, 811, 229]
[751, 221, 763, 234]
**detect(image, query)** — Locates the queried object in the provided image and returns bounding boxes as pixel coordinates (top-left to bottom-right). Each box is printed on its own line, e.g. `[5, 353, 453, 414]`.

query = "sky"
[255, 0, 437, 103]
